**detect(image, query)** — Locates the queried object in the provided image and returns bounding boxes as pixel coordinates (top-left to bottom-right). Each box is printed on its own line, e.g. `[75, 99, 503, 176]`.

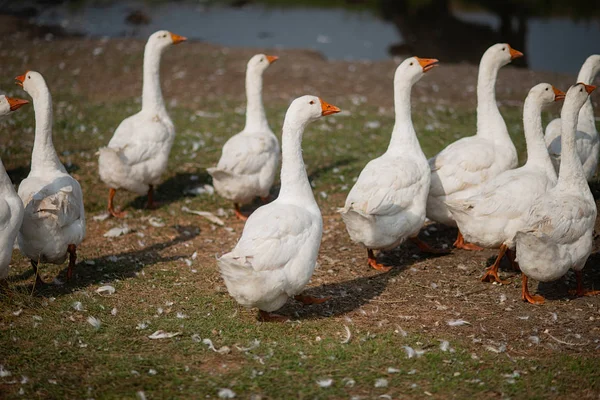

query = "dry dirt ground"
[0, 14, 599, 398]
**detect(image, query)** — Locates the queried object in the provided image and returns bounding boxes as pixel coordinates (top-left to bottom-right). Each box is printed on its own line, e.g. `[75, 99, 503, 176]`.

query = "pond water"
[25, 1, 600, 75]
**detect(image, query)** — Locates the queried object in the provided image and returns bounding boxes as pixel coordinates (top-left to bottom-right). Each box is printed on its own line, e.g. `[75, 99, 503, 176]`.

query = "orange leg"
[367, 249, 392, 272]
[572, 270, 600, 297]
[294, 294, 331, 305]
[234, 203, 248, 221]
[506, 248, 521, 271]
[481, 244, 511, 284]
[108, 188, 127, 218]
[453, 230, 484, 251]
[258, 310, 289, 322]
[521, 274, 545, 304]
[67, 244, 77, 281]
[410, 236, 450, 255]
[146, 185, 160, 209]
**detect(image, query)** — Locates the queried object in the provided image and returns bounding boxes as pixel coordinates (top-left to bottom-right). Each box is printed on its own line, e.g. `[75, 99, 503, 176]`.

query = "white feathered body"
[17, 171, 86, 264]
[340, 151, 430, 250]
[208, 129, 280, 204]
[545, 117, 598, 181]
[98, 109, 175, 195]
[0, 166, 24, 280]
[447, 164, 556, 249]
[515, 188, 596, 282]
[218, 200, 322, 312]
[427, 136, 518, 226]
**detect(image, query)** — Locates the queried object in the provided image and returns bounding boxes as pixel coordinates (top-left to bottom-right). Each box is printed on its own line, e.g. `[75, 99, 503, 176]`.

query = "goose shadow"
[10, 224, 200, 297]
[127, 171, 212, 211]
[277, 239, 452, 320]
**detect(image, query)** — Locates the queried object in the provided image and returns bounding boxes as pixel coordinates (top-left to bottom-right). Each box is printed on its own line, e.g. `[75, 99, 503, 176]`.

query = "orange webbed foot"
[367, 249, 392, 272]
[453, 231, 484, 251]
[258, 310, 289, 322]
[294, 294, 331, 305]
[410, 237, 450, 255]
[234, 204, 248, 221]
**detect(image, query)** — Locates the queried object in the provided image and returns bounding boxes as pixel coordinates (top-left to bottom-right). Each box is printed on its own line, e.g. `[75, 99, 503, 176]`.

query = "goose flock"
[1, 31, 599, 321]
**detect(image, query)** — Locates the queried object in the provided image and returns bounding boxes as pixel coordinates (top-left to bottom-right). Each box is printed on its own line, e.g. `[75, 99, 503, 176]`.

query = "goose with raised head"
[98, 30, 186, 217]
[545, 54, 600, 181]
[426, 43, 522, 250]
[218, 95, 340, 321]
[16, 71, 86, 283]
[208, 54, 280, 220]
[447, 83, 564, 284]
[0, 95, 28, 290]
[515, 83, 597, 305]
[339, 56, 443, 272]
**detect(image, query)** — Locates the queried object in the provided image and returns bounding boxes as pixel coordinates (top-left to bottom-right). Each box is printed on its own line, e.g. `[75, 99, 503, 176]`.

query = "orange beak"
[415, 57, 439, 73]
[508, 45, 523, 60]
[15, 72, 28, 87]
[319, 98, 341, 116]
[6, 97, 29, 111]
[170, 32, 187, 44]
[266, 55, 278, 64]
[584, 84, 596, 95]
[552, 86, 566, 101]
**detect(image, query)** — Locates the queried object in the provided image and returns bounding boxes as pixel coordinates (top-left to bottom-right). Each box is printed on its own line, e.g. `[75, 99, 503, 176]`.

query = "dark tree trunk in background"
[380, 0, 529, 68]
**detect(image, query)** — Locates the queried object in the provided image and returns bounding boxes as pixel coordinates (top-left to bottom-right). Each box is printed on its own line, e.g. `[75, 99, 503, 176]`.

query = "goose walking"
[16, 71, 86, 283]
[545, 54, 600, 181]
[98, 30, 186, 217]
[339, 57, 442, 272]
[447, 83, 564, 283]
[218, 96, 340, 321]
[515, 83, 598, 304]
[0, 95, 28, 290]
[426, 43, 522, 250]
[208, 54, 280, 220]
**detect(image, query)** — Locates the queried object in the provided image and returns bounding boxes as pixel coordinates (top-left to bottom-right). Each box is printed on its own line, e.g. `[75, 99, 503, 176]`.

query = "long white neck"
[277, 116, 314, 204]
[142, 43, 166, 113]
[476, 60, 509, 141]
[557, 100, 587, 188]
[244, 70, 269, 132]
[387, 78, 421, 153]
[0, 158, 11, 190]
[30, 87, 65, 173]
[576, 63, 598, 132]
[522, 97, 555, 176]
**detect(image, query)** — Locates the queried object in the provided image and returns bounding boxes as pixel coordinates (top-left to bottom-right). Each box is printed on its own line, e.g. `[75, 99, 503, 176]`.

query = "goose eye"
[502, 47, 506, 51]
[545, 88, 548, 91]
[309, 100, 315, 105]
[28, 76, 31, 79]
[580, 88, 583, 92]
[409, 62, 413, 66]
[261, 58, 264, 62]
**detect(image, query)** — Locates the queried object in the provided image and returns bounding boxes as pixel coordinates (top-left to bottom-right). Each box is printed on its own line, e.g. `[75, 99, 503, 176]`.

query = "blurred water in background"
[15, 1, 600, 74]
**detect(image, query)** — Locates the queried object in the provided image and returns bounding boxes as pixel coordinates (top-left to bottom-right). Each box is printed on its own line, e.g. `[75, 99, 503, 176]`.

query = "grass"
[0, 42, 598, 398]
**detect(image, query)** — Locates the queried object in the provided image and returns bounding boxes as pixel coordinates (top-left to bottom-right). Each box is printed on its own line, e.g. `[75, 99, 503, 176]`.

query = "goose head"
[0, 95, 29, 116]
[395, 56, 439, 86]
[580, 54, 600, 83]
[563, 83, 596, 117]
[247, 53, 278, 76]
[482, 43, 523, 68]
[287, 95, 340, 126]
[528, 83, 565, 107]
[15, 70, 47, 98]
[148, 30, 187, 53]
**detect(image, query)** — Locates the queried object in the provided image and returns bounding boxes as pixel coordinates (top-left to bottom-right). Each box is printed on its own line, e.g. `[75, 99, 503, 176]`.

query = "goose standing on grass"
[218, 95, 340, 322]
[339, 56, 443, 272]
[447, 83, 564, 284]
[0, 95, 28, 290]
[426, 43, 522, 250]
[98, 30, 186, 217]
[16, 71, 86, 283]
[515, 83, 598, 304]
[545, 54, 600, 181]
[208, 54, 280, 220]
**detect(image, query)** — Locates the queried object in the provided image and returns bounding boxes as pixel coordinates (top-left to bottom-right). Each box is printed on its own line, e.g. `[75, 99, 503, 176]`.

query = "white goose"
[447, 83, 564, 284]
[426, 43, 522, 250]
[98, 30, 186, 217]
[208, 54, 280, 220]
[339, 56, 442, 272]
[516, 83, 597, 304]
[0, 95, 28, 289]
[16, 71, 86, 283]
[545, 54, 600, 181]
[218, 96, 340, 321]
